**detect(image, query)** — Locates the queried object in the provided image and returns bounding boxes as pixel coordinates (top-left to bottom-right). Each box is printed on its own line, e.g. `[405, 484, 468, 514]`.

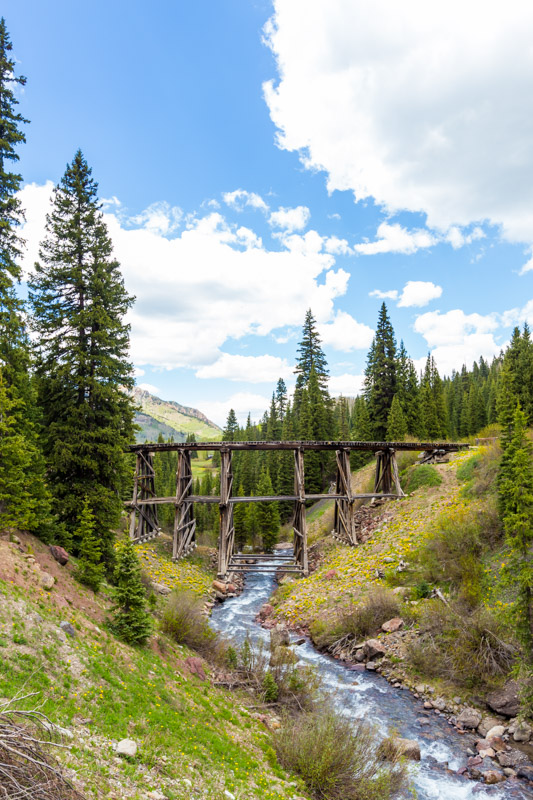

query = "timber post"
[173, 448, 196, 560]
[293, 447, 309, 576]
[217, 448, 235, 578]
[129, 450, 160, 543]
[333, 447, 358, 545]
[374, 448, 405, 498]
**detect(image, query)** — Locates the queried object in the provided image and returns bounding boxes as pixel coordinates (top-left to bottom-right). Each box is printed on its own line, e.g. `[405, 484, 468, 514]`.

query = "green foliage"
[74, 499, 105, 592]
[262, 670, 279, 703]
[29, 151, 136, 565]
[411, 580, 432, 600]
[456, 454, 482, 484]
[109, 540, 152, 646]
[364, 303, 397, 440]
[386, 394, 407, 441]
[161, 589, 224, 661]
[402, 465, 442, 493]
[406, 600, 516, 689]
[273, 706, 408, 800]
[256, 468, 280, 553]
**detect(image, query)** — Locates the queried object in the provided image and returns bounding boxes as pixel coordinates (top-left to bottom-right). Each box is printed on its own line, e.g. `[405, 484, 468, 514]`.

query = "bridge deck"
[128, 439, 466, 453]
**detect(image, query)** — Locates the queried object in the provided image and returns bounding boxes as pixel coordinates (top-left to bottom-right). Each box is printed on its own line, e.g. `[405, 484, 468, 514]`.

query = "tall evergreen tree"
[256, 468, 280, 553]
[364, 303, 397, 439]
[223, 408, 239, 441]
[29, 151, 135, 565]
[109, 539, 152, 646]
[0, 18, 53, 538]
[386, 394, 408, 441]
[293, 309, 331, 420]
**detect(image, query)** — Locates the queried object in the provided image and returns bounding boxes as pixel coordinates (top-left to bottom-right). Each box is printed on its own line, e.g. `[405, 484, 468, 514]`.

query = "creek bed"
[210, 557, 533, 800]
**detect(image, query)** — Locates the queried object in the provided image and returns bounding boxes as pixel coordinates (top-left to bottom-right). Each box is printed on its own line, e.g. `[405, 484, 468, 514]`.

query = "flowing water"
[211, 557, 533, 800]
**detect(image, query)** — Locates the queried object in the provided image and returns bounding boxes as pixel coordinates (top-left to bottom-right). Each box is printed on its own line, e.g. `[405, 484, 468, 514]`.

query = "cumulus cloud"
[19, 183, 350, 373]
[129, 201, 183, 235]
[138, 382, 162, 395]
[329, 372, 365, 397]
[323, 236, 352, 255]
[397, 281, 443, 308]
[198, 392, 273, 426]
[223, 189, 269, 212]
[353, 223, 437, 255]
[269, 205, 310, 232]
[195, 353, 292, 383]
[369, 289, 399, 301]
[264, 0, 533, 247]
[319, 310, 373, 351]
[414, 309, 502, 375]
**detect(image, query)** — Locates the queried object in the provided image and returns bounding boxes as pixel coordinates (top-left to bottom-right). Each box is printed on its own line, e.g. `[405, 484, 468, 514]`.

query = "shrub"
[273, 705, 408, 800]
[402, 465, 442, 494]
[161, 590, 225, 662]
[262, 671, 279, 703]
[109, 540, 152, 646]
[406, 600, 516, 689]
[340, 587, 400, 641]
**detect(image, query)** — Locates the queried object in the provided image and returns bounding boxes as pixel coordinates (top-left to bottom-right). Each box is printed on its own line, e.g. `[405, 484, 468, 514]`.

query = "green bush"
[109, 540, 152, 646]
[402, 465, 442, 493]
[406, 600, 516, 689]
[274, 706, 408, 800]
[456, 454, 482, 484]
[310, 588, 400, 652]
[262, 670, 279, 703]
[161, 590, 225, 662]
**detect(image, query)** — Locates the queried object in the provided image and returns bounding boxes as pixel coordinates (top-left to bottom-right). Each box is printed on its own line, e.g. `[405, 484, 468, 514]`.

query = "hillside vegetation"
[131, 388, 222, 443]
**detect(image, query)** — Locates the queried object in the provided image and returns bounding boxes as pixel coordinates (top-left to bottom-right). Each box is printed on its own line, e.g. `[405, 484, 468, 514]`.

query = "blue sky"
[7, 0, 533, 425]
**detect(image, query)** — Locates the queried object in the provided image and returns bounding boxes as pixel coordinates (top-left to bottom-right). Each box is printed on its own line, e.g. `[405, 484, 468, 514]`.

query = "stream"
[210, 557, 533, 800]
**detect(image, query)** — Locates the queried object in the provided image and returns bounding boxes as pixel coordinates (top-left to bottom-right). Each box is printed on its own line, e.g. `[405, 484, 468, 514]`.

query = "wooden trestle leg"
[173, 448, 196, 560]
[217, 448, 234, 578]
[129, 451, 160, 543]
[293, 448, 309, 576]
[374, 448, 405, 497]
[333, 448, 358, 545]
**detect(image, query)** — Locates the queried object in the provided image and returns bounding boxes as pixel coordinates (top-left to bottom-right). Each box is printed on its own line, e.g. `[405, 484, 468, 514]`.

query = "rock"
[324, 569, 338, 580]
[478, 715, 505, 737]
[517, 765, 533, 781]
[147, 792, 166, 800]
[415, 684, 426, 694]
[381, 617, 404, 633]
[487, 736, 506, 752]
[49, 545, 69, 565]
[270, 646, 297, 667]
[433, 698, 447, 712]
[468, 756, 483, 767]
[486, 681, 521, 718]
[478, 747, 495, 759]
[224, 792, 236, 800]
[416, 718, 431, 726]
[383, 557, 395, 563]
[226, 584, 237, 593]
[116, 739, 137, 757]
[496, 748, 529, 768]
[457, 708, 482, 729]
[59, 621, 77, 638]
[486, 725, 506, 740]
[365, 661, 378, 671]
[258, 603, 274, 620]
[503, 768, 517, 778]
[423, 701, 433, 709]
[295, 638, 306, 646]
[354, 649, 366, 662]
[362, 639, 387, 660]
[482, 770, 505, 785]
[9, 533, 21, 544]
[212, 580, 227, 594]
[152, 583, 170, 595]
[392, 586, 409, 598]
[184, 657, 207, 681]
[271, 626, 290, 648]
[395, 738, 421, 761]
[40, 572, 55, 590]
[31, 613, 43, 624]
[475, 739, 491, 752]
[513, 721, 532, 742]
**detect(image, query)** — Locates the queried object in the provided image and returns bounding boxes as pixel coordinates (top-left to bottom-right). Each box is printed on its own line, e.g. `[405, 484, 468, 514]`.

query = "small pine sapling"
[75, 499, 104, 592]
[109, 539, 152, 646]
[262, 670, 279, 703]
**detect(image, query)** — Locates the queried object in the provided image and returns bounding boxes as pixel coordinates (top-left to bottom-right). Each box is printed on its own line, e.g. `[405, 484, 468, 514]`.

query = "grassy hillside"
[0, 531, 307, 800]
[131, 387, 222, 443]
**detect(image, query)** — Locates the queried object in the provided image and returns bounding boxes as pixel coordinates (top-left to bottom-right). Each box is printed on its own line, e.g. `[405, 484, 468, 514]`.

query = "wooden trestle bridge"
[127, 440, 466, 579]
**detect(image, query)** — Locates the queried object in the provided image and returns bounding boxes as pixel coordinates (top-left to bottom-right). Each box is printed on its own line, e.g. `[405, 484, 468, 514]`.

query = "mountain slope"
[131, 387, 222, 443]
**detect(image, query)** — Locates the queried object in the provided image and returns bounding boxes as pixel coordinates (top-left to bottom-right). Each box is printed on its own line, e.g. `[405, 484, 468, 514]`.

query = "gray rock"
[486, 681, 521, 718]
[485, 725, 505, 740]
[40, 572, 55, 590]
[496, 748, 529, 768]
[478, 715, 505, 737]
[362, 638, 387, 660]
[365, 661, 378, 671]
[517, 765, 533, 781]
[59, 621, 77, 638]
[513, 720, 532, 742]
[116, 738, 137, 757]
[151, 583, 170, 595]
[395, 738, 421, 761]
[271, 626, 290, 648]
[433, 698, 447, 712]
[457, 708, 482, 729]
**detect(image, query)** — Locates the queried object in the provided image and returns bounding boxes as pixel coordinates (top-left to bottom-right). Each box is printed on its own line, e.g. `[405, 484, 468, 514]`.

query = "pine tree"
[29, 151, 135, 565]
[234, 484, 247, 550]
[386, 395, 407, 441]
[256, 468, 280, 553]
[223, 408, 238, 441]
[293, 309, 331, 424]
[364, 303, 397, 439]
[75, 499, 105, 592]
[109, 539, 152, 646]
[0, 19, 54, 538]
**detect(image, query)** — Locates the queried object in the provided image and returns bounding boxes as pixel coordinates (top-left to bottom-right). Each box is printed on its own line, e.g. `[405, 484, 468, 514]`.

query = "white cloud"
[329, 372, 365, 397]
[446, 226, 485, 250]
[319, 310, 374, 351]
[129, 202, 183, 235]
[138, 382, 161, 396]
[223, 189, 268, 212]
[133, 367, 145, 378]
[198, 392, 272, 426]
[269, 205, 310, 232]
[414, 309, 502, 375]
[369, 289, 399, 301]
[353, 223, 436, 256]
[195, 353, 292, 383]
[19, 184, 350, 372]
[397, 281, 442, 308]
[323, 235, 352, 255]
[501, 299, 533, 328]
[264, 0, 533, 248]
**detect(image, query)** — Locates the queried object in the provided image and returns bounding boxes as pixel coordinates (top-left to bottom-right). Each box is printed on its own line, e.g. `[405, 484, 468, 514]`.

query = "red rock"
[184, 657, 206, 681]
[381, 617, 404, 633]
[468, 756, 483, 767]
[49, 545, 69, 565]
[482, 770, 505, 785]
[258, 603, 274, 619]
[324, 569, 338, 580]
[212, 580, 227, 594]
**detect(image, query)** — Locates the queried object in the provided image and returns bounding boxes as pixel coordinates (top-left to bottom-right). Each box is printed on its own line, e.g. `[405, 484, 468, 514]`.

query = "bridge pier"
[217, 448, 235, 578]
[374, 448, 405, 497]
[333, 448, 358, 545]
[293, 447, 309, 576]
[129, 451, 160, 543]
[173, 448, 196, 560]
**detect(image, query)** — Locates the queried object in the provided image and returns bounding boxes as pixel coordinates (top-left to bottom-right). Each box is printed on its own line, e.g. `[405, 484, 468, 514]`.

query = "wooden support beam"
[333, 448, 358, 546]
[129, 451, 160, 543]
[217, 448, 234, 578]
[129, 440, 468, 454]
[293, 448, 309, 576]
[173, 449, 196, 560]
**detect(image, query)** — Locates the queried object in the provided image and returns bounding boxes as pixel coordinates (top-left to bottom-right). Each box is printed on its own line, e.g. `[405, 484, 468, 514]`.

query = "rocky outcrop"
[486, 681, 521, 717]
[457, 708, 482, 729]
[49, 545, 69, 565]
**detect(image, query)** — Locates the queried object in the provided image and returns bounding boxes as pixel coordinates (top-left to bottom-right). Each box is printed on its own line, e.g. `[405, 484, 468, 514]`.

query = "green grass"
[402, 465, 442, 493]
